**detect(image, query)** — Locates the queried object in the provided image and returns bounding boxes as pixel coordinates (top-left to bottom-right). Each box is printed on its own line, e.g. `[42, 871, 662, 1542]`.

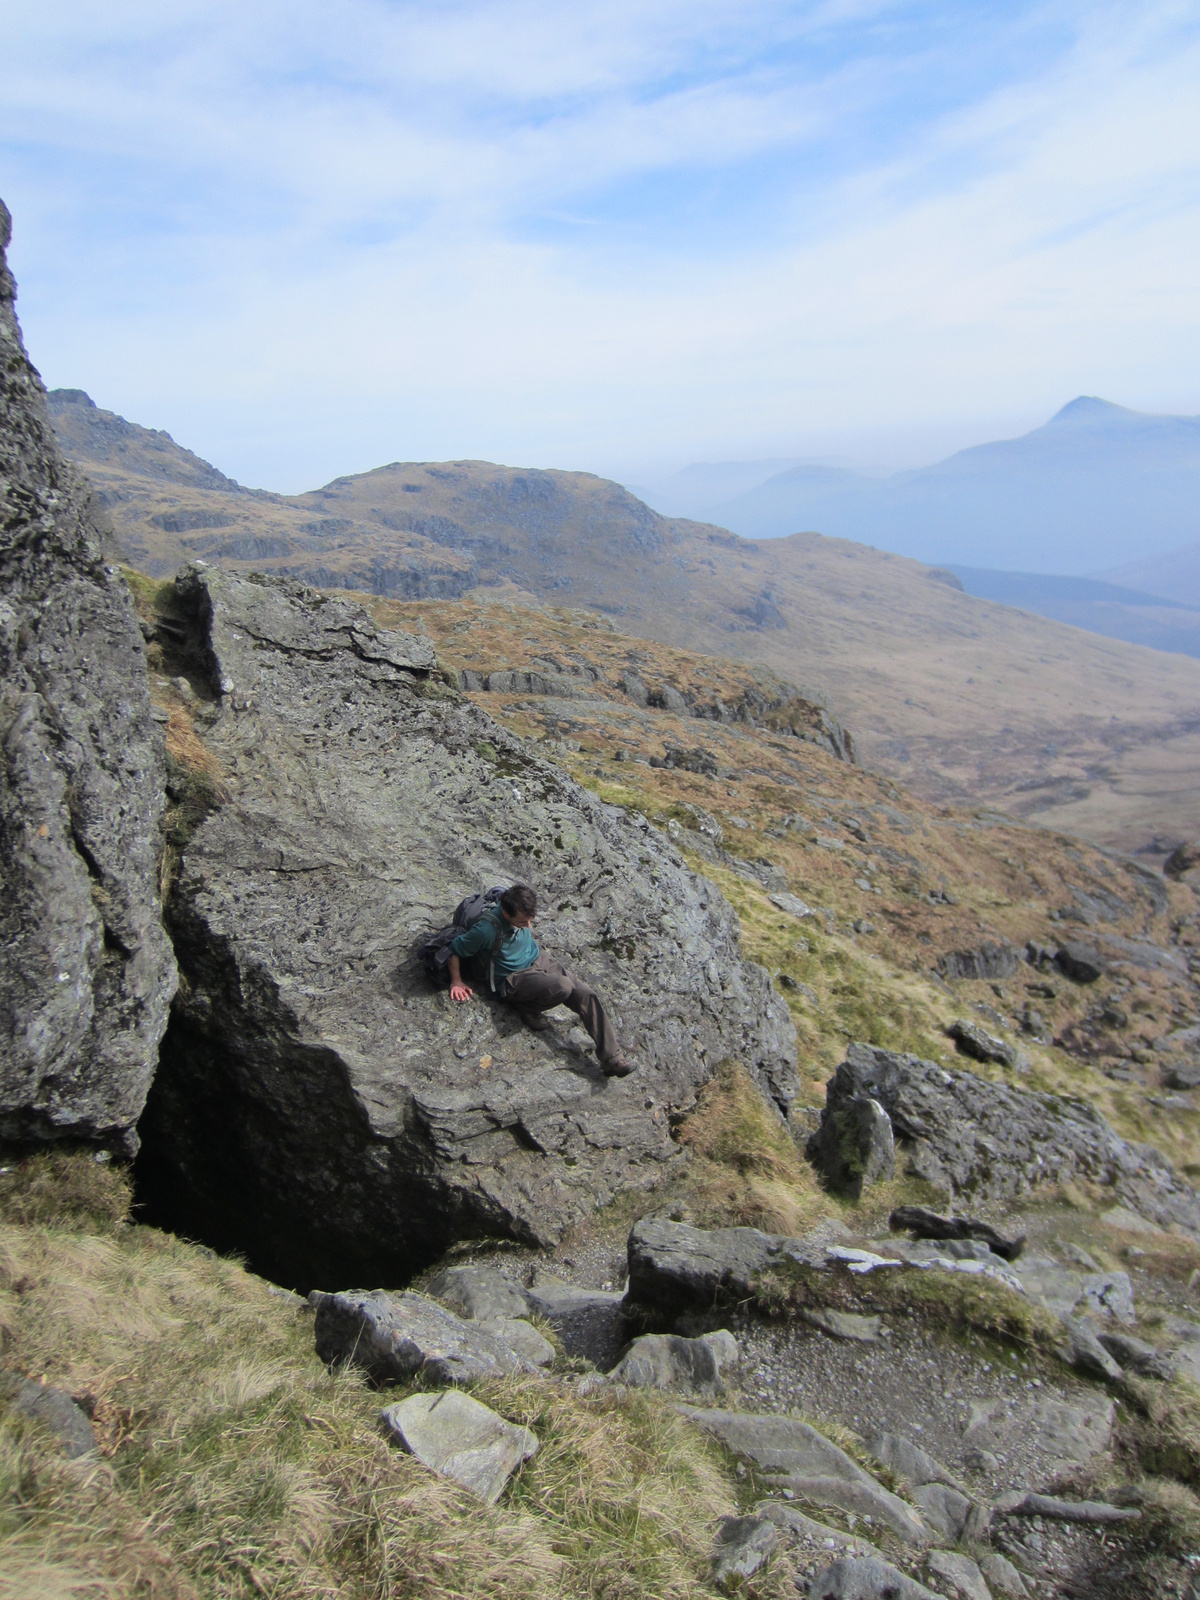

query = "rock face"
[136, 566, 796, 1287]
[807, 1044, 1200, 1233]
[626, 1216, 801, 1307]
[0, 198, 176, 1151]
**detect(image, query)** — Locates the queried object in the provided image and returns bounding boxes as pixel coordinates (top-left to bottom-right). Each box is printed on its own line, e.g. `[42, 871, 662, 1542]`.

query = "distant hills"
[49, 387, 1200, 855]
[644, 397, 1200, 575]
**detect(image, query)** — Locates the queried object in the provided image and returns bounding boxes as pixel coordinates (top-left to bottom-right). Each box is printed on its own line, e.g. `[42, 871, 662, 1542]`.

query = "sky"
[3, 0, 1200, 493]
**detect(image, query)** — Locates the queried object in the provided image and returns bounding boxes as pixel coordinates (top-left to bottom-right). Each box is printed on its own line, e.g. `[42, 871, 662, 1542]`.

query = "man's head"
[500, 883, 537, 927]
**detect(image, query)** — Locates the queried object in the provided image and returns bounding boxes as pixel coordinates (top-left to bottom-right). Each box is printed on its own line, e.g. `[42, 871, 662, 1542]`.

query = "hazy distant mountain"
[1104, 541, 1200, 609]
[678, 398, 1200, 573]
[647, 458, 804, 516]
[949, 566, 1200, 659]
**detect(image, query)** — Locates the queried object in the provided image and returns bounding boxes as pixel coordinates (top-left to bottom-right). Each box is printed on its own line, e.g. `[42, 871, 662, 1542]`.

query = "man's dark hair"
[501, 883, 537, 917]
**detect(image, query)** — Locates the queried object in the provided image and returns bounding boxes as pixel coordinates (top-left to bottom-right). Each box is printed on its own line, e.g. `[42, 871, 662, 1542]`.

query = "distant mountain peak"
[1046, 395, 1135, 426]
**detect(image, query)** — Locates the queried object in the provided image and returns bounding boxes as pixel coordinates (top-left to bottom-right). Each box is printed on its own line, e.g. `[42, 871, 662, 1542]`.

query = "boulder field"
[0, 199, 176, 1151]
[135, 564, 797, 1288]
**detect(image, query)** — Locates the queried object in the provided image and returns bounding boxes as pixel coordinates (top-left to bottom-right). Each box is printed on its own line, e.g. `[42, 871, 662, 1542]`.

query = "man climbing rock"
[447, 883, 636, 1077]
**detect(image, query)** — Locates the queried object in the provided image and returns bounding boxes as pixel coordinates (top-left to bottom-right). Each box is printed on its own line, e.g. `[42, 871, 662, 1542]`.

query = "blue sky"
[3, 0, 1200, 491]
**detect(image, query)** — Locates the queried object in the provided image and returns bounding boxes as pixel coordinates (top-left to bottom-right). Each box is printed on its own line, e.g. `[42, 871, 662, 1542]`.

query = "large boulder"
[0, 199, 176, 1151]
[136, 566, 796, 1287]
[807, 1044, 1200, 1234]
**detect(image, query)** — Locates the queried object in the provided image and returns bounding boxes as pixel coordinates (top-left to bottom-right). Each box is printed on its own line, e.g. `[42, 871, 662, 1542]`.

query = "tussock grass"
[674, 1062, 829, 1236]
[0, 1152, 741, 1600]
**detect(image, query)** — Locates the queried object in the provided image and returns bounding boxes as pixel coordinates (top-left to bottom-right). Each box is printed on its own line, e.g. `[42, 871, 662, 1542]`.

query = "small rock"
[1163, 1062, 1200, 1091]
[927, 1550, 991, 1600]
[710, 1514, 778, 1590]
[948, 1018, 1019, 1069]
[1055, 942, 1107, 983]
[608, 1330, 739, 1396]
[992, 1490, 1139, 1525]
[913, 1482, 973, 1542]
[380, 1390, 537, 1504]
[6, 1378, 96, 1459]
[1097, 1330, 1176, 1380]
[890, 1205, 1025, 1262]
[802, 1310, 883, 1343]
[809, 1555, 943, 1599]
[312, 1289, 539, 1382]
[964, 1446, 1000, 1474]
[427, 1263, 530, 1321]
[1164, 841, 1200, 880]
[755, 1500, 879, 1558]
[627, 1217, 788, 1307]
[806, 1094, 895, 1195]
[1058, 1315, 1124, 1381]
[979, 1553, 1028, 1597]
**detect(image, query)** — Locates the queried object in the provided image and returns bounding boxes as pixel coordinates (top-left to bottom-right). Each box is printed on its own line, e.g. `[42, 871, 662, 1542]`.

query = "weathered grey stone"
[380, 1389, 537, 1504]
[890, 1206, 1025, 1261]
[938, 942, 1018, 981]
[947, 1019, 1019, 1070]
[6, 1377, 96, 1458]
[1097, 1330, 1176, 1380]
[475, 1317, 556, 1368]
[523, 1270, 629, 1367]
[0, 199, 176, 1151]
[754, 1501, 880, 1559]
[626, 1216, 797, 1307]
[135, 565, 796, 1288]
[609, 1329, 738, 1395]
[1055, 942, 1106, 983]
[1058, 1316, 1124, 1382]
[710, 1515, 778, 1589]
[993, 1491, 1139, 1525]
[427, 1263, 530, 1321]
[862, 1431, 969, 1496]
[1164, 1062, 1200, 1091]
[809, 1556, 943, 1600]
[311, 1289, 540, 1382]
[912, 1482, 972, 1542]
[964, 1392, 1115, 1470]
[926, 1551, 990, 1600]
[802, 1310, 883, 1343]
[1012, 1257, 1134, 1324]
[809, 1044, 1200, 1235]
[979, 1553, 1027, 1598]
[806, 1094, 895, 1195]
[680, 1409, 929, 1545]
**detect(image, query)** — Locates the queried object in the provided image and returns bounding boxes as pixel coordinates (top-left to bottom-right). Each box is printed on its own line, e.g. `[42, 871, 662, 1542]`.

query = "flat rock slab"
[807, 1043, 1200, 1236]
[609, 1330, 739, 1396]
[803, 1310, 884, 1343]
[711, 1515, 778, 1590]
[137, 565, 797, 1289]
[979, 1553, 1028, 1597]
[7, 1378, 96, 1458]
[381, 1389, 537, 1504]
[1011, 1257, 1134, 1324]
[626, 1216, 807, 1307]
[474, 1317, 555, 1368]
[427, 1263, 529, 1321]
[862, 1430, 969, 1496]
[679, 1408, 929, 1545]
[809, 1555, 944, 1600]
[993, 1491, 1139, 1525]
[312, 1289, 539, 1382]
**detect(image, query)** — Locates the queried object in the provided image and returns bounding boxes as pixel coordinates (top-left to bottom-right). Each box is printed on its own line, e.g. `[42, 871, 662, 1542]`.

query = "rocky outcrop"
[136, 566, 796, 1287]
[808, 1044, 1200, 1234]
[0, 199, 176, 1151]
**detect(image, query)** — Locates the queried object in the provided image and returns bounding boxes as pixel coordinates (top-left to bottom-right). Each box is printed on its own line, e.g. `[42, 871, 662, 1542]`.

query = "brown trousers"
[503, 953, 619, 1063]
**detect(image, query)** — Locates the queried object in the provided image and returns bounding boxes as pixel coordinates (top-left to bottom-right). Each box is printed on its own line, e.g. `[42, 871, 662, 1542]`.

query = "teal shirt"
[451, 914, 539, 982]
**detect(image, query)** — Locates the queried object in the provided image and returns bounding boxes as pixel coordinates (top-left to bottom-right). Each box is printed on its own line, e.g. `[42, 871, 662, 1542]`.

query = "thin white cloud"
[2, 0, 1198, 492]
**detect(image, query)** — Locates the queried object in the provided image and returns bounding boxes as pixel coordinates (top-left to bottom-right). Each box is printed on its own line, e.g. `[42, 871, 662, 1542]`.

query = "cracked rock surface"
[0, 198, 176, 1149]
[137, 565, 796, 1287]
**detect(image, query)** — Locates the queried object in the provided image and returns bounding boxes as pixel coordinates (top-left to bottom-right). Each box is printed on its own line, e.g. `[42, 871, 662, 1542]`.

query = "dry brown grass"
[0, 1152, 747, 1600]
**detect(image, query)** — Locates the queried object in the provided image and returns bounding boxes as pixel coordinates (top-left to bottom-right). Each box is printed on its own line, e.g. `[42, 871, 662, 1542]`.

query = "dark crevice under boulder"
[134, 566, 796, 1289]
[0, 199, 176, 1152]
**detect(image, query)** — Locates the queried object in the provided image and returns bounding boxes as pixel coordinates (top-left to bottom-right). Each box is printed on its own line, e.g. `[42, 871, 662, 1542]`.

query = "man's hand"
[448, 952, 472, 1003]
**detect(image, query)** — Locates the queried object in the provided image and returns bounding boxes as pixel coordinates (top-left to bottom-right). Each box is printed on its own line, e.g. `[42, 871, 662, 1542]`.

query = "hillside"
[657, 397, 1200, 574]
[947, 568, 1200, 661]
[49, 389, 1200, 858]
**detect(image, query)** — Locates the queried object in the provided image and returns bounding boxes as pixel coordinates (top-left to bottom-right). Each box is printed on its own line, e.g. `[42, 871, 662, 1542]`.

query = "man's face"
[503, 908, 534, 929]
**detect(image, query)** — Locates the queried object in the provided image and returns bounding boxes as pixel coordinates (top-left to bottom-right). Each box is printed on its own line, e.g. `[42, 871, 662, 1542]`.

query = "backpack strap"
[480, 909, 506, 992]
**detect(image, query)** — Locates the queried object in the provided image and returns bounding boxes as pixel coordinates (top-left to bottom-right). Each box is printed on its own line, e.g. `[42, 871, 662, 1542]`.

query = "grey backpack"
[418, 887, 507, 989]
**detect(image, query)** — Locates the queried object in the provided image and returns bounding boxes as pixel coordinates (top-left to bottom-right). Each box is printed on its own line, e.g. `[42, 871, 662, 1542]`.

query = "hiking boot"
[519, 1010, 552, 1032]
[602, 1055, 636, 1078]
